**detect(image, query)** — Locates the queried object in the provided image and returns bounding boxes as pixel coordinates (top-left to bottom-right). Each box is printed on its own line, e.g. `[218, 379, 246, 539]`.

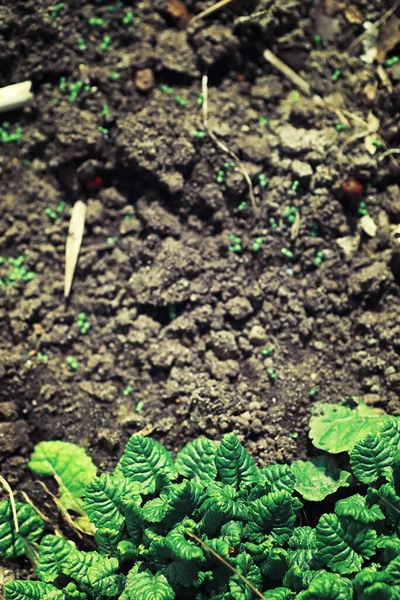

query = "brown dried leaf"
[362, 82, 377, 105]
[377, 15, 400, 63]
[166, 0, 190, 29]
[135, 68, 155, 93]
[324, 0, 345, 16]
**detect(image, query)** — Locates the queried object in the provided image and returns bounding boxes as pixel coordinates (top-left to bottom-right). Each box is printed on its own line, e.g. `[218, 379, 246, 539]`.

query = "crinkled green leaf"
[29, 441, 96, 514]
[350, 433, 394, 484]
[376, 535, 400, 564]
[220, 520, 243, 547]
[125, 569, 175, 600]
[166, 524, 205, 563]
[292, 456, 351, 501]
[153, 480, 204, 528]
[309, 401, 386, 454]
[216, 434, 258, 489]
[37, 535, 74, 582]
[5, 581, 64, 600]
[94, 526, 124, 554]
[121, 499, 145, 544]
[354, 568, 393, 600]
[175, 437, 217, 483]
[229, 553, 262, 600]
[296, 572, 353, 599]
[0, 500, 44, 559]
[61, 550, 100, 585]
[247, 491, 302, 544]
[87, 556, 125, 596]
[62, 583, 87, 600]
[380, 415, 400, 447]
[288, 527, 317, 570]
[120, 435, 174, 494]
[84, 473, 127, 530]
[335, 494, 385, 524]
[386, 555, 400, 584]
[368, 483, 400, 526]
[316, 514, 377, 574]
[357, 583, 394, 600]
[142, 497, 167, 522]
[259, 464, 296, 494]
[263, 588, 295, 599]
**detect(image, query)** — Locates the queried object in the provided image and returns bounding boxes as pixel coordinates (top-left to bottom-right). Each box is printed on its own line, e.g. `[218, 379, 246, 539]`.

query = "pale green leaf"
[309, 401, 386, 454]
[292, 456, 351, 501]
[84, 473, 126, 530]
[288, 527, 317, 570]
[175, 437, 217, 483]
[29, 441, 97, 514]
[216, 434, 258, 489]
[120, 435, 174, 494]
[124, 569, 175, 600]
[87, 556, 125, 596]
[0, 500, 44, 559]
[37, 535, 75, 582]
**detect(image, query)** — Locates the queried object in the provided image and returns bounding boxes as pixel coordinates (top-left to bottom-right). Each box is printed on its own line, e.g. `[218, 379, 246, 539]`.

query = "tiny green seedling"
[252, 237, 264, 252]
[50, 2, 64, 19]
[358, 201, 368, 216]
[135, 401, 144, 413]
[122, 385, 133, 397]
[77, 312, 91, 335]
[76, 36, 87, 51]
[174, 95, 187, 107]
[261, 346, 274, 357]
[258, 173, 267, 188]
[88, 17, 104, 26]
[385, 56, 400, 66]
[335, 122, 347, 131]
[0, 122, 23, 143]
[314, 250, 325, 267]
[284, 206, 297, 224]
[291, 180, 299, 192]
[267, 368, 276, 381]
[191, 130, 207, 139]
[0, 256, 35, 286]
[108, 72, 121, 81]
[66, 356, 79, 371]
[45, 207, 58, 222]
[331, 69, 341, 82]
[237, 201, 247, 211]
[161, 84, 174, 94]
[37, 354, 49, 362]
[258, 116, 269, 127]
[99, 35, 112, 51]
[281, 247, 294, 259]
[106, 236, 119, 244]
[269, 217, 279, 230]
[309, 386, 320, 397]
[122, 10, 134, 25]
[196, 93, 204, 105]
[228, 234, 242, 253]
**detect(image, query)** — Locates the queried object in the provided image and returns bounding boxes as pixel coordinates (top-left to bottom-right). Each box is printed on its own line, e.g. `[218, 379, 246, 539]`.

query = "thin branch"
[0, 475, 19, 533]
[201, 74, 257, 212]
[346, 0, 400, 53]
[187, 531, 266, 599]
[263, 49, 313, 97]
[190, 0, 236, 26]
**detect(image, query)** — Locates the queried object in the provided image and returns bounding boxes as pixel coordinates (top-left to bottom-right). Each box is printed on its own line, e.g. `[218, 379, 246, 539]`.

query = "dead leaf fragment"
[362, 82, 377, 105]
[324, 0, 345, 15]
[344, 4, 362, 24]
[336, 234, 360, 258]
[135, 68, 155, 92]
[360, 214, 377, 237]
[377, 15, 400, 62]
[65, 200, 86, 299]
[364, 112, 380, 155]
[166, 0, 190, 29]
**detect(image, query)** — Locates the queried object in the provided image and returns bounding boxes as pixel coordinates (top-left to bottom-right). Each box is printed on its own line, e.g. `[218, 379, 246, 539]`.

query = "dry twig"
[346, 0, 400, 53]
[0, 475, 19, 534]
[201, 74, 257, 212]
[189, 0, 236, 26]
[64, 200, 86, 299]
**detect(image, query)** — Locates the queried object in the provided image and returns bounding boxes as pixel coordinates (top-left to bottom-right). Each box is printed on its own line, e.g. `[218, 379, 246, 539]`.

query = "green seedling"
[122, 10, 134, 25]
[228, 234, 242, 253]
[292, 91, 300, 104]
[261, 346, 274, 356]
[123, 215, 131, 221]
[331, 69, 341, 82]
[88, 17, 105, 26]
[309, 386, 320, 397]
[50, 2, 64, 19]
[122, 385, 133, 396]
[101, 104, 109, 117]
[106, 236, 119, 244]
[135, 401, 144, 413]
[108, 1, 124, 12]
[358, 201, 368, 216]
[224, 161, 235, 169]
[252, 237, 264, 252]
[76, 36, 87, 51]
[0, 122, 23, 143]
[56, 200, 66, 213]
[174, 95, 187, 107]
[281, 247, 294, 259]
[216, 169, 225, 184]
[45, 207, 57, 222]
[258, 173, 268, 188]
[77, 312, 91, 335]
[99, 35, 112, 51]
[108, 72, 121, 80]
[37, 354, 49, 362]
[237, 201, 247, 211]
[258, 116, 268, 126]
[66, 356, 79, 371]
[314, 250, 325, 266]
[335, 122, 347, 131]
[291, 179, 299, 192]
[161, 84, 174, 94]
[385, 56, 400, 66]
[269, 217, 278, 230]
[267, 368, 276, 381]
[196, 93, 204, 105]
[191, 130, 207, 139]
[314, 34, 322, 49]
[372, 138, 383, 147]
[284, 206, 297, 224]
[0, 256, 35, 286]
[168, 306, 177, 320]
[289, 431, 299, 439]
[98, 126, 109, 136]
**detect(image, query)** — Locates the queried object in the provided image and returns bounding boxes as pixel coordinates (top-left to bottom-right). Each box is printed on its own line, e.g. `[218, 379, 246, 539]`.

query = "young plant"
[1, 401, 400, 599]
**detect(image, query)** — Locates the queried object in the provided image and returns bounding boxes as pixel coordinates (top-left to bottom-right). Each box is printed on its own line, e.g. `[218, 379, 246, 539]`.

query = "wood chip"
[166, 0, 190, 29]
[377, 14, 400, 62]
[344, 4, 363, 24]
[336, 234, 360, 257]
[65, 200, 86, 299]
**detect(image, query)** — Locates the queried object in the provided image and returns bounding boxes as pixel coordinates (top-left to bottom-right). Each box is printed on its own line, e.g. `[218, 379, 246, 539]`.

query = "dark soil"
[1, 0, 400, 578]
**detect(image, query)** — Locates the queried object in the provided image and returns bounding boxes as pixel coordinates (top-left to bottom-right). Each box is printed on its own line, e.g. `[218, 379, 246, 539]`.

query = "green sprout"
[108, 1, 124, 12]
[191, 130, 207, 139]
[258, 173, 268, 188]
[50, 2, 64, 19]
[309, 386, 320, 397]
[37, 354, 49, 362]
[161, 85, 174, 94]
[358, 201, 368, 217]
[237, 201, 247, 212]
[0, 122, 23, 143]
[77, 313, 91, 335]
[101, 104, 109, 117]
[385, 56, 400, 66]
[168, 306, 177, 320]
[335, 122, 347, 131]
[136, 401, 144, 413]
[66, 356, 79, 371]
[314, 250, 325, 267]
[252, 237, 264, 252]
[99, 35, 112, 51]
[292, 91, 300, 104]
[331, 69, 341, 82]
[57, 200, 66, 213]
[228, 234, 242, 253]
[88, 17, 104, 26]
[196, 93, 204, 105]
[98, 126, 109, 136]
[0, 256, 35, 286]
[122, 10, 134, 25]
[216, 169, 225, 184]
[267, 368, 276, 382]
[76, 36, 87, 51]
[281, 248, 294, 259]
[175, 96, 187, 107]
[314, 34, 322, 49]
[269, 217, 279, 230]
[261, 346, 274, 357]
[123, 385, 133, 396]
[108, 72, 121, 80]
[291, 180, 299, 192]
[224, 161, 235, 169]
[45, 207, 58, 221]
[284, 206, 297, 224]
[258, 116, 269, 126]
[106, 236, 119, 244]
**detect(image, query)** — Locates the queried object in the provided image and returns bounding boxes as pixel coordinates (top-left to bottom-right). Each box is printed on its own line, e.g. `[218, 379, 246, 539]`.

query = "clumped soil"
[1, 0, 400, 544]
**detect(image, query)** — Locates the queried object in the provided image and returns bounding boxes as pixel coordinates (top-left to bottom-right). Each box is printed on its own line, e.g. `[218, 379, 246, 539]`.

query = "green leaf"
[376, 535, 400, 564]
[354, 568, 393, 600]
[335, 494, 385, 524]
[316, 514, 377, 574]
[368, 483, 400, 526]
[166, 524, 205, 563]
[263, 589, 295, 600]
[120, 435, 174, 494]
[142, 497, 167, 522]
[5, 581, 64, 600]
[62, 583, 87, 600]
[220, 521, 243, 546]
[229, 553, 262, 600]
[386, 555, 400, 584]
[123, 500, 145, 544]
[247, 491, 302, 544]
[94, 526, 124, 554]
[0, 500, 44, 559]
[309, 401, 386, 454]
[84, 473, 126, 530]
[216, 434, 258, 489]
[29, 441, 97, 514]
[288, 527, 317, 570]
[296, 572, 353, 599]
[175, 437, 217, 483]
[350, 434, 394, 484]
[292, 456, 351, 501]
[61, 550, 100, 585]
[124, 569, 175, 600]
[259, 464, 296, 494]
[87, 556, 125, 596]
[37, 535, 75, 582]
[380, 415, 400, 447]
[154, 480, 204, 528]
